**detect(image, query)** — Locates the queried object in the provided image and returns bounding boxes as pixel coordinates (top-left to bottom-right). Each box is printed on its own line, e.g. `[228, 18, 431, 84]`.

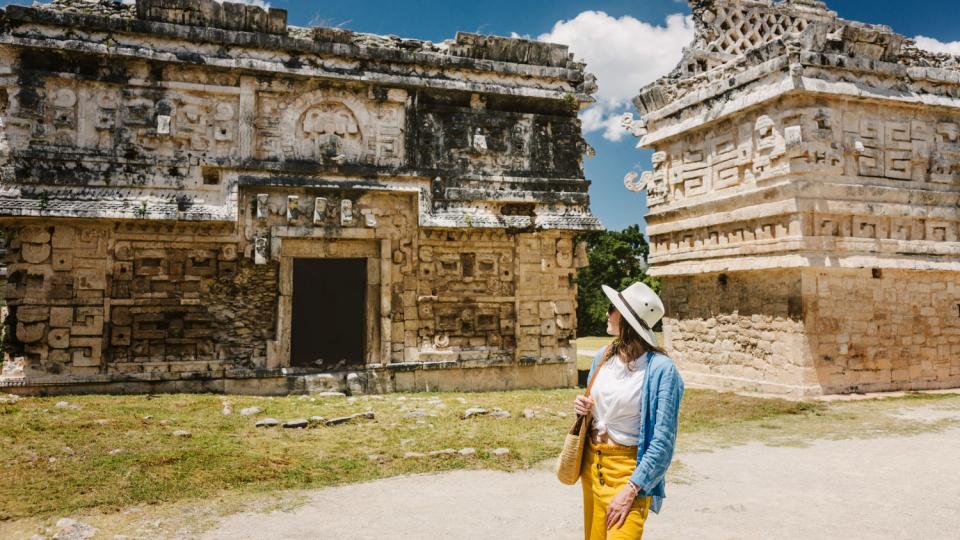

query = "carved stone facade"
[627, 0, 960, 396]
[0, 0, 599, 395]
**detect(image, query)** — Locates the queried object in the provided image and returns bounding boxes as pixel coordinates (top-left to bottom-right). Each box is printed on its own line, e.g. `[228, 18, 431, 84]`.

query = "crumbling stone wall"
[0, 0, 598, 394]
[1, 221, 274, 377]
[625, 0, 960, 396]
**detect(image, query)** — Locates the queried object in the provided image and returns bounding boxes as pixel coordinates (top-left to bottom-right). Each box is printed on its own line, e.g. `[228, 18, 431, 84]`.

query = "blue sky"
[5, 0, 960, 231]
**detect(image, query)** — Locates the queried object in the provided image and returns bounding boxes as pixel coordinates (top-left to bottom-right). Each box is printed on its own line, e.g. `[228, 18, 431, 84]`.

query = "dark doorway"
[291, 258, 366, 369]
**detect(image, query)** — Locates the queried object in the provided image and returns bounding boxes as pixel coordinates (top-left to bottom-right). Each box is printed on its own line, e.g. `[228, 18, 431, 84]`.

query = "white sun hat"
[602, 282, 664, 349]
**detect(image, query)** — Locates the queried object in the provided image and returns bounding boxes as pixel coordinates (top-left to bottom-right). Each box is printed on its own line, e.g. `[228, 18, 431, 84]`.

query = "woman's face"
[606, 306, 621, 336]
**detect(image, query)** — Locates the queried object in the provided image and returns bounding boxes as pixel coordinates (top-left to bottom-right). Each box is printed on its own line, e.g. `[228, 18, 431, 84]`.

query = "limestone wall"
[2, 221, 270, 378]
[662, 270, 813, 396]
[807, 268, 960, 394]
[662, 266, 960, 397]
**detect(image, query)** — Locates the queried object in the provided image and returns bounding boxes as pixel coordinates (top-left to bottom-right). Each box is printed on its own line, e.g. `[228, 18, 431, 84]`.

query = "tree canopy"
[576, 225, 659, 337]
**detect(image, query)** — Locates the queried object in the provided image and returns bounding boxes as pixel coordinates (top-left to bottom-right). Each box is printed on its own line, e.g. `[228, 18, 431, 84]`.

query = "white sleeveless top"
[590, 352, 648, 446]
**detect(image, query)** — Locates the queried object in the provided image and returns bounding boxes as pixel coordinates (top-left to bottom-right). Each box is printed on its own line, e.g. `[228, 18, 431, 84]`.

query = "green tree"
[576, 225, 659, 336]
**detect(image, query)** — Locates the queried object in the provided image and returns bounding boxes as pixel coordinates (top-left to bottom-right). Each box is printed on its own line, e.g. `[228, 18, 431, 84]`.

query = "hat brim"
[602, 284, 659, 349]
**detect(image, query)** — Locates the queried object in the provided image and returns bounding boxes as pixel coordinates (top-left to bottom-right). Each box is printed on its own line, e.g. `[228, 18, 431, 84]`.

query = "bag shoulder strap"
[583, 344, 612, 398]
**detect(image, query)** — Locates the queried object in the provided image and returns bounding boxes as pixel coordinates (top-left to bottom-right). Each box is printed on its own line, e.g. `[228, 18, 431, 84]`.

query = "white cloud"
[222, 0, 271, 8]
[536, 11, 693, 141]
[913, 35, 960, 55]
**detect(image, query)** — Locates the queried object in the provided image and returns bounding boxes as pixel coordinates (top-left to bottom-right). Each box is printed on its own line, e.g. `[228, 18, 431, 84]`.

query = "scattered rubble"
[462, 408, 488, 419]
[50, 517, 97, 540]
[325, 412, 375, 426]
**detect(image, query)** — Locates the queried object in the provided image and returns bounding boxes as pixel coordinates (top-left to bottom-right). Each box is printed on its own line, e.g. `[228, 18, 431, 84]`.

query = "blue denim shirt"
[588, 347, 684, 514]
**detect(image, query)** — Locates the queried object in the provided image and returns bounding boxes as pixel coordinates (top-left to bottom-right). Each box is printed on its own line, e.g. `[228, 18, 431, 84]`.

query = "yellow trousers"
[581, 440, 651, 540]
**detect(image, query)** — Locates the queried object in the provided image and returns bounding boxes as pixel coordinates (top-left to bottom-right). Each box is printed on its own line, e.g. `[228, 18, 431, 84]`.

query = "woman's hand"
[573, 395, 594, 416]
[605, 482, 638, 530]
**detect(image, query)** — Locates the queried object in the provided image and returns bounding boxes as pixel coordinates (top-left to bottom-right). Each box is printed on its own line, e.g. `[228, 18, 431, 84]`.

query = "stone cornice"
[649, 248, 960, 276]
[640, 58, 960, 146]
[1, 5, 590, 100]
[636, 0, 960, 145]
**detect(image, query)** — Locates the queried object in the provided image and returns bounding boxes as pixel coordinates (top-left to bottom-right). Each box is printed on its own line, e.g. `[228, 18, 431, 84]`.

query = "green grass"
[575, 336, 612, 370]
[574, 334, 664, 370]
[575, 336, 613, 351]
[2, 389, 959, 523]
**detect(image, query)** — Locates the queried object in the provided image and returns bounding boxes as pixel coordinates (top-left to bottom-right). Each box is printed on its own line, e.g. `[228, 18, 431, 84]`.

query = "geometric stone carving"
[70, 337, 102, 368]
[556, 238, 573, 268]
[220, 244, 238, 261]
[256, 194, 270, 220]
[16, 321, 46, 343]
[71, 307, 104, 336]
[157, 114, 171, 134]
[20, 227, 51, 244]
[623, 170, 647, 192]
[286, 195, 299, 221]
[341, 199, 354, 226]
[50, 307, 73, 328]
[297, 102, 360, 161]
[313, 197, 328, 223]
[254, 234, 269, 265]
[48, 328, 70, 349]
[21, 243, 51, 264]
[17, 306, 49, 323]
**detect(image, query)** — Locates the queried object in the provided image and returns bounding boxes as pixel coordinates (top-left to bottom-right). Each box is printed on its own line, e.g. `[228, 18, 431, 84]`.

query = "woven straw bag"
[556, 353, 607, 485]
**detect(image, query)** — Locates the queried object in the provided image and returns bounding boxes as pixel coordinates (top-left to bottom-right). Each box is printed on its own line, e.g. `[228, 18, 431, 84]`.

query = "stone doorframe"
[265, 227, 391, 370]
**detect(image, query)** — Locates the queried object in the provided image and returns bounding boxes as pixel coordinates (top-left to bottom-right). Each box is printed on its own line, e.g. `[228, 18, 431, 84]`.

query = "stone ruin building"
[0, 0, 601, 395]
[625, 0, 960, 396]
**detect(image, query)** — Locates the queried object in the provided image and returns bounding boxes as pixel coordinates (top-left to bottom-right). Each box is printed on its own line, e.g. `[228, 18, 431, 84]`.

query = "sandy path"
[204, 425, 960, 539]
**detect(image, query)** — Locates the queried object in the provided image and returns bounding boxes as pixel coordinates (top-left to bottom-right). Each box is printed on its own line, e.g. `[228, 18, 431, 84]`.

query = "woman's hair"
[601, 308, 667, 369]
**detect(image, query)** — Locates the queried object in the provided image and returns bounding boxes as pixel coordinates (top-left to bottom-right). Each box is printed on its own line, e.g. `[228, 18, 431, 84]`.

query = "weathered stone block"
[51, 250, 73, 271]
[21, 243, 51, 264]
[16, 321, 46, 343]
[71, 337, 103, 368]
[48, 328, 70, 349]
[75, 269, 105, 290]
[17, 306, 49, 323]
[72, 307, 104, 336]
[20, 226, 51, 244]
[50, 307, 73, 328]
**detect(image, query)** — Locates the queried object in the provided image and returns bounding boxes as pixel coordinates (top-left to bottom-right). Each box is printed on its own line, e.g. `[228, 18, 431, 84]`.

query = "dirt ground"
[6, 400, 960, 539]
[205, 413, 960, 539]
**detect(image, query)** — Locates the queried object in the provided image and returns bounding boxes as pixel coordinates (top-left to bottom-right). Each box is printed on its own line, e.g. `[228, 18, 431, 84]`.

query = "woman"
[574, 282, 684, 539]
